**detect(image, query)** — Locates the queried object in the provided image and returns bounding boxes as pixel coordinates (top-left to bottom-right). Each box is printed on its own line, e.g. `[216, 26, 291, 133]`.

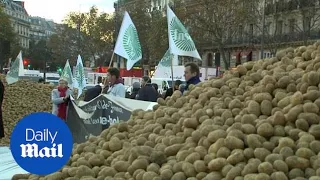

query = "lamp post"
[260, 0, 266, 59]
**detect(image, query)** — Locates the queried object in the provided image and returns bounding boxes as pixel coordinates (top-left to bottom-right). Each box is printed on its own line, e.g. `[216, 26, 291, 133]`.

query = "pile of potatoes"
[14, 42, 320, 180]
[0, 75, 53, 145]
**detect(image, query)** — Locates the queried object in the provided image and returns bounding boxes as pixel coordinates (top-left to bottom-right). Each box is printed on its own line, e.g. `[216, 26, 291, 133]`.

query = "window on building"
[303, 16, 311, 32]
[249, 24, 254, 36]
[207, 53, 213, 67]
[238, 25, 243, 39]
[276, 20, 283, 35]
[265, 22, 272, 34]
[289, 19, 295, 33]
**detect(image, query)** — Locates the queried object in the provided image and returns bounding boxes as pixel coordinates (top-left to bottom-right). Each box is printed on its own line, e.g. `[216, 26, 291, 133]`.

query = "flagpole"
[102, 52, 115, 94]
[150, 65, 159, 77]
[108, 52, 115, 67]
[170, 54, 174, 88]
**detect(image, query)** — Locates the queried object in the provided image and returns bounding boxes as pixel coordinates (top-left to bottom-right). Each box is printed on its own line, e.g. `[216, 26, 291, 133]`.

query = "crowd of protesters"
[50, 62, 201, 120]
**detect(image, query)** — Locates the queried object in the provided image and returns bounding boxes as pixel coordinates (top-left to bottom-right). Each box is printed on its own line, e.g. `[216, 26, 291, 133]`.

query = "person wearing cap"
[51, 78, 73, 121]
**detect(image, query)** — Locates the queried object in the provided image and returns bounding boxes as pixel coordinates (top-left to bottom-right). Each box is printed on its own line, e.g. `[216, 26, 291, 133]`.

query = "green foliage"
[0, 5, 15, 42]
[62, 6, 115, 66]
[0, 5, 20, 60]
[47, 25, 81, 66]
[27, 39, 52, 69]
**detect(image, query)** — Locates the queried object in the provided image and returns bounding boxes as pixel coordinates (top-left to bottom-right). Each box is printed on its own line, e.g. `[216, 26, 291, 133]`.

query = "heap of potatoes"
[14, 42, 320, 180]
[0, 75, 53, 145]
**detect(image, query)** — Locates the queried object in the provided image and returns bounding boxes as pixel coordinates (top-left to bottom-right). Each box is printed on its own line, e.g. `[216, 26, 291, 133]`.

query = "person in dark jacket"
[0, 80, 4, 139]
[164, 80, 182, 99]
[84, 76, 103, 102]
[137, 76, 158, 102]
[152, 83, 161, 98]
[182, 62, 201, 94]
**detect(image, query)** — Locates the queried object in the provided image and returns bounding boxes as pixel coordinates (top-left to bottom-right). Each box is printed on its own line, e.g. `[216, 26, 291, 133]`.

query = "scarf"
[57, 86, 68, 120]
[110, 78, 122, 87]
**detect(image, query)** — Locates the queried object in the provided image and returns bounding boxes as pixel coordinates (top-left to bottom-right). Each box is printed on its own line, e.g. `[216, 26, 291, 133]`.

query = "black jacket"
[84, 85, 102, 102]
[137, 84, 158, 102]
[0, 80, 4, 138]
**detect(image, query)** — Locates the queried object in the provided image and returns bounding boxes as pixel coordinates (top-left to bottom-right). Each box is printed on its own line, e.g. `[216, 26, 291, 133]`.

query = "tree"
[0, 5, 19, 68]
[64, 6, 115, 66]
[147, 10, 168, 63]
[292, 0, 320, 45]
[47, 24, 81, 67]
[186, 0, 251, 69]
[246, 0, 284, 57]
[26, 39, 52, 70]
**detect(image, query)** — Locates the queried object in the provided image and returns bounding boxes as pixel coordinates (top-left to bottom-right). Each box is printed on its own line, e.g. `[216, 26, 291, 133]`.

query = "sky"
[24, 0, 116, 23]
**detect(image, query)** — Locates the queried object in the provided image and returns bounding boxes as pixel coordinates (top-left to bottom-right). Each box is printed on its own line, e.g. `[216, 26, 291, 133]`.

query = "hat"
[59, 78, 68, 84]
[132, 82, 140, 89]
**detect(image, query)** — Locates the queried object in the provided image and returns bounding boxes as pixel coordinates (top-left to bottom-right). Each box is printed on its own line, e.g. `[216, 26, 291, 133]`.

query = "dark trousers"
[0, 107, 4, 138]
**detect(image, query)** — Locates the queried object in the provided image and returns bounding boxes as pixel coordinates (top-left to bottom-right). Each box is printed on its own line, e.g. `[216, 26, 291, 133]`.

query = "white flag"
[61, 60, 73, 88]
[6, 51, 24, 85]
[167, 6, 201, 60]
[114, 11, 142, 70]
[73, 55, 86, 98]
[154, 49, 179, 78]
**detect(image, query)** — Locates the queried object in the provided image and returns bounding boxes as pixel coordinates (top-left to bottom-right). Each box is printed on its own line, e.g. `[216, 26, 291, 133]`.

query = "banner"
[67, 94, 156, 143]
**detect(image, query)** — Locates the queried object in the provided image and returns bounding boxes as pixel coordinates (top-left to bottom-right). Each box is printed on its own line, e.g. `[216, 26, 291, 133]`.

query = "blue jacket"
[182, 76, 201, 94]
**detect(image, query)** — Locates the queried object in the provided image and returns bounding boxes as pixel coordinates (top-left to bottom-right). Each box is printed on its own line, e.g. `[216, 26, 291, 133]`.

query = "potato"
[285, 156, 310, 169]
[160, 169, 173, 179]
[171, 172, 186, 180]
[17, 43, 320, 180]
[208, 158, 227, 171]
[273, 160, 288, 173]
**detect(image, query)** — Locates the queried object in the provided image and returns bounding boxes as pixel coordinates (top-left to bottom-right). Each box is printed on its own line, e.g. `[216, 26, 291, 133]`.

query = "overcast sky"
[24, 0, 116, 23]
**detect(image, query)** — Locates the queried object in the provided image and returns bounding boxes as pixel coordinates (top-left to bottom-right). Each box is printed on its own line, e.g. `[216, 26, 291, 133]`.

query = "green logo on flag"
[123, 24, 142, 61]
[76, 65, 84, 87]
[160, 50, 171, 67]
[7, 57, 19, 77]
[170, 17, 196, 52]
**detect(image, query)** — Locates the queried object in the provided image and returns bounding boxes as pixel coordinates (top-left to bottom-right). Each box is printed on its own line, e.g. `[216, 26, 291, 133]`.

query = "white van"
[40, 73, 60, 85]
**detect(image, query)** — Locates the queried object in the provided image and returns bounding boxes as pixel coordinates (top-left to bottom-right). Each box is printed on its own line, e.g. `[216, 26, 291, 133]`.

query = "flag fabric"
[158, 49, 179, 67]
[167, 6, 201, 60]
[61, 60, 74, 88]
[6, 51, 24, 85]
[114, 11, 142, 70]
[73, 55, 86, 98]
[153, 49, 179, 78]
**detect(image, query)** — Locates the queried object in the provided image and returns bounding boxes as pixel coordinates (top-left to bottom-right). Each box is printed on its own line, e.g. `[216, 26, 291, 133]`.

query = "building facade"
[29, 16, 56, 42]
[1, 0, 30, 49]
[199, 0, 320, 70]
[115, 0, 320, 71]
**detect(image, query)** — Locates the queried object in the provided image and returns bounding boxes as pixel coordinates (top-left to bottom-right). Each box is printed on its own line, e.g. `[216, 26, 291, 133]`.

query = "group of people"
[51, 62, 201, 121]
